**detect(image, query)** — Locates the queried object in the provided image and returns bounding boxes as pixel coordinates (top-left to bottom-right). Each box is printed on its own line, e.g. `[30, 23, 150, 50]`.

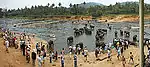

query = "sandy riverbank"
[1, 30, 150, 67]
[98, 15, 150, 23]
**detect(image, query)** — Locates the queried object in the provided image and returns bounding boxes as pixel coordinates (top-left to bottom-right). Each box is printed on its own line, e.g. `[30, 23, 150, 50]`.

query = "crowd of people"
[1, 25, 150, 67]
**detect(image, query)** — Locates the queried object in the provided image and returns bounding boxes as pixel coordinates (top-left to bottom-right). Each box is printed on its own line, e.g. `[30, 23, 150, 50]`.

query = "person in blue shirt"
[61, 54, 64, 67]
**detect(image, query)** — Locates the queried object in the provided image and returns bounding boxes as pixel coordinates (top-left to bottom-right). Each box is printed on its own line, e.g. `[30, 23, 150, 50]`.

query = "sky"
[0, 0, 150, 9]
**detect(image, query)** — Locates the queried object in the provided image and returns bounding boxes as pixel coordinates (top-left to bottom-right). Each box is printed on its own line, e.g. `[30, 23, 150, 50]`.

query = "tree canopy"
[3, 2, 150, 18]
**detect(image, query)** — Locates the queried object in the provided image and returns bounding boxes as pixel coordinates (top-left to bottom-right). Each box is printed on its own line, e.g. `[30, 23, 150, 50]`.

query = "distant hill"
[78, 2, 104, 8]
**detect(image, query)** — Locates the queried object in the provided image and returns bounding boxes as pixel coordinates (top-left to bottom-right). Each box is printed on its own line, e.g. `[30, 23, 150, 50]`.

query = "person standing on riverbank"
[107, 49, 111, 61]
[122, 56, 126, 67]
[55, 51, 58, 61]
[84, 46, 88, 62]
[26, 46, 31, 63]
[61, 54, 64, 67]
[22, 41, 26, 56]
[74, 52, 77, 67]
[117, 47, 121, 60]
[50, 51, 53, 63]
[129, 52, 134, 64]
[5, 39, 9, 53]
[32, 49, 36, 66]
[37, 55, 42, 67]
[95, 47, 99, 58]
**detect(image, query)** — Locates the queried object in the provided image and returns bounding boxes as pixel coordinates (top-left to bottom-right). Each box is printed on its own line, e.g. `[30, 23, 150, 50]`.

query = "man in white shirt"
[73, 45, 76, 54]
[5, 39, 9, 53]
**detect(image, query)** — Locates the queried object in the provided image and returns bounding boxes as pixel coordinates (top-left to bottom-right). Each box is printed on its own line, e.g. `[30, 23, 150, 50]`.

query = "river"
[1, 19, 150, 52]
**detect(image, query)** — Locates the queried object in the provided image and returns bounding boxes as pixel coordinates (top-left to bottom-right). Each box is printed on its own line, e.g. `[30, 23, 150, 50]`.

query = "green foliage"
[6, 2, 150, 18]
[0, 8, 3, 18]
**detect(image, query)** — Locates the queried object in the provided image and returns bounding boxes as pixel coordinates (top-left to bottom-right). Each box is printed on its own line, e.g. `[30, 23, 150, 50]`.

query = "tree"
[83, 2, 86, 5]
[51, 3, 55, 8]
[58, 3, 61, 7]
[69, 3, 72, 8]
[0, 8, 3, 18]
[47, 3, 50, 7]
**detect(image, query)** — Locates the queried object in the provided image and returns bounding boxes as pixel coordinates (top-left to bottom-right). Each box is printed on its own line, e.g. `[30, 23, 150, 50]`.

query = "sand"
[98, 15, 150, 23]
[1, 33, 149, 67]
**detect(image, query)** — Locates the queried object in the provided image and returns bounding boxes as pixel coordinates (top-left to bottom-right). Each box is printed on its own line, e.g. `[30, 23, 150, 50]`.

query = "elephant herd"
[95, 28, 107, 49]
[73, 24, 95, 37]
[47, 23, 95, 52]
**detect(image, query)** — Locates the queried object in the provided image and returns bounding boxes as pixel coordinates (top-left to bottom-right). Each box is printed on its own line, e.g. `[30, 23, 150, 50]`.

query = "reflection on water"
[1, 19, 150, 52]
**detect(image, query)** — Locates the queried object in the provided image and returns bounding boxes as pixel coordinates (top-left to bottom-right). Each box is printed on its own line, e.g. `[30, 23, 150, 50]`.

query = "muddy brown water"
[1, 19, 150, 53]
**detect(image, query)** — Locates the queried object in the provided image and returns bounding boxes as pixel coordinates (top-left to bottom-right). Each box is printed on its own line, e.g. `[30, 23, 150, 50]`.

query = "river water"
[1, 19, 150, 52]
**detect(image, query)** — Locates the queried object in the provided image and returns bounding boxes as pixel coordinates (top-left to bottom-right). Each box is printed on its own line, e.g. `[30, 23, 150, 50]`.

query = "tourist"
[77, 46, 81, 55]
[61, 48, 65, 56]
[122, 56, 126, 67]
[95, 47, 99, 58]
[73, 45, 76, 54]
[107, 49, 111, 61]
[129, 52, 134, 64]
[5, 39, 9, 53]
[84, 46, 88, 62]
[74, 52, 77, 67]
[37, 55, 42, 67]
[117, 47, 121, 60]
[69, 45, 73, 54]
[22, 41, 26, 56]
[125, 40, 129, 49]
[50, 52, 52, 63]
[61, 55, 64, 67]
[41, 45, 45, 51]
[37, 44, 41, 55]
[26, 46, 30, 63]
[55, 51, 58, 60]
[121, 46, 124, 55]
[32, 49, 36, 66]
[20, 39, 23, 50]
[41, 51, 46, 65]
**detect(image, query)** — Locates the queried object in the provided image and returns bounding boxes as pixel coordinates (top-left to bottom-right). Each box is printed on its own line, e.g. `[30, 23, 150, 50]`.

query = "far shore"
[7, 14, 150, 23]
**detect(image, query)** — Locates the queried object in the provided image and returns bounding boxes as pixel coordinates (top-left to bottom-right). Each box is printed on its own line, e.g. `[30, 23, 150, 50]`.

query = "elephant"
[74, 29, 81, 36]
[79, 28, 84, 34]
[101, 29, 107, 33]
[90, 24, 95, 29]
[73, 28, 78, 31]
[98, 29, 107, 34]
[84, 27, 92, 35]
[67, 36, 73, 44]
[95, 41, 105, 50]
[47, 40, 54, 52]
[95, 34, 104, 41]
[85, 29, 92, 35]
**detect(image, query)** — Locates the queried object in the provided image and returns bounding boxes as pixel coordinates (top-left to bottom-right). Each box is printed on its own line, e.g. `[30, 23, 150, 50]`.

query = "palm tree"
[47, 3, 50, 7]
[51, 3, 55, 8]
[69, 3, 72, 8]
[58, 2, 62, 7]
[83, 2, 86, 5]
